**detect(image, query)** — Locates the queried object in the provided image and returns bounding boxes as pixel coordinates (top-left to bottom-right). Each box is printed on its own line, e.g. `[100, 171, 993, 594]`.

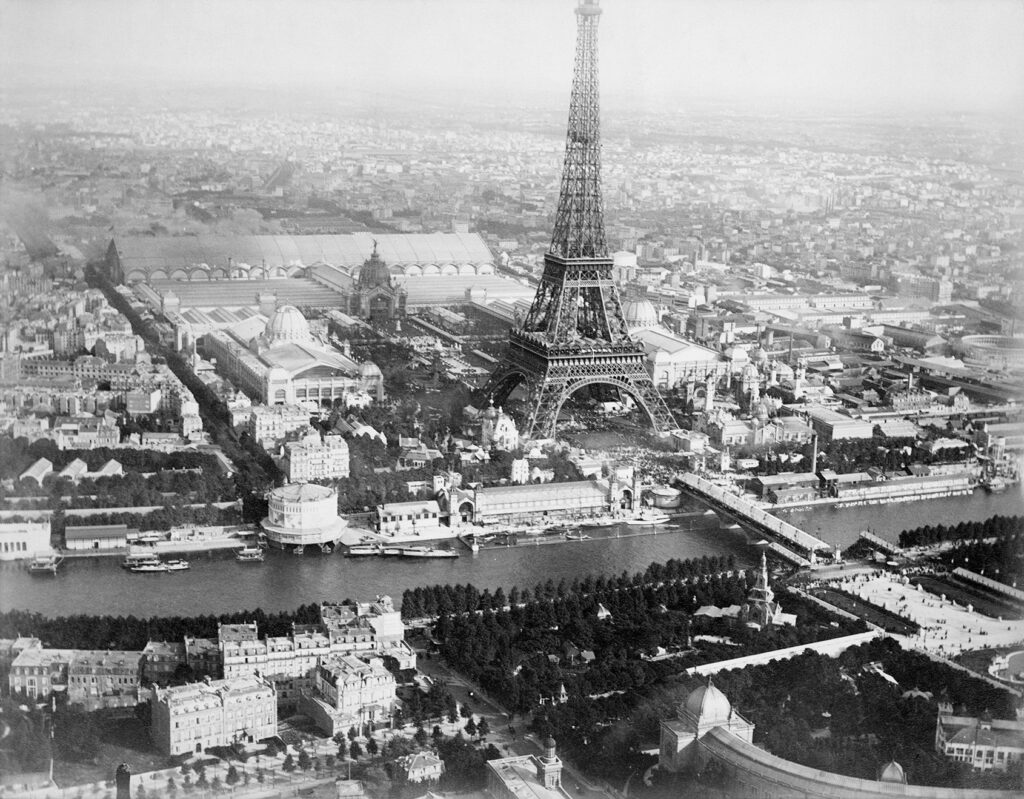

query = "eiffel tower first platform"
[479, 0, 676, 440]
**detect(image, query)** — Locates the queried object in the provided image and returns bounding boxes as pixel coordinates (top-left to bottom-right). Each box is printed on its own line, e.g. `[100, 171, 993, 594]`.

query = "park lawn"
[813, 588, 919, 635]
[910, 576, 1018, 620]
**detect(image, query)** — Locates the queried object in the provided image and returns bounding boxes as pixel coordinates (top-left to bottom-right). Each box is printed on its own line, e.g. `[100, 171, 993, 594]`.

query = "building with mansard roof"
[298, 654, 396, 736]
[150, 675, 277, 756]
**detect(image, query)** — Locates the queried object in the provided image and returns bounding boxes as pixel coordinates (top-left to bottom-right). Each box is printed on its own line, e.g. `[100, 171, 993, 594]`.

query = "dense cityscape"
[1, 1, 1022, 798]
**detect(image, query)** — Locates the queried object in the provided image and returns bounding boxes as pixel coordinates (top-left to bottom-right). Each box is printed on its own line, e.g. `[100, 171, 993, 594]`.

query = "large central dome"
[265, 305, 312, 345]
[683, 681, 732, 724]
[622, 298, 659, 330]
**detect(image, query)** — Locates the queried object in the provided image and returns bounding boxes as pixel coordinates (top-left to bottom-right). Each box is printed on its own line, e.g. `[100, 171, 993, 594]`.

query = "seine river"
[1, 489, 1020, 619]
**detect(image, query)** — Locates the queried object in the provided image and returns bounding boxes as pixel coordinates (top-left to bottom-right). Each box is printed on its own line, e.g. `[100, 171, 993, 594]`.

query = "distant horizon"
[3, 78, 1023, 124]
[2, 0, 1023, 117]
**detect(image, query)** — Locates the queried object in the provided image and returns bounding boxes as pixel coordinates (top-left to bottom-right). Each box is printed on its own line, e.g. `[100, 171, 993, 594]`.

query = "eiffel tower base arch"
[480, 345, 676, 441]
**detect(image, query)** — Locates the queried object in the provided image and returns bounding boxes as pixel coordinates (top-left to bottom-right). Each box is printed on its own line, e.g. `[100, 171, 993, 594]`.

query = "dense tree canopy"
[898, 515, 1022, 548]
[0, 603, 324, 651]
[941, 532, 1023, 587]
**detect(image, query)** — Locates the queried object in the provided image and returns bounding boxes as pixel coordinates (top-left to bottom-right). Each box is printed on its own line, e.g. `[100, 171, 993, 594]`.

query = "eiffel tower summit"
[479, 0, 677, 440]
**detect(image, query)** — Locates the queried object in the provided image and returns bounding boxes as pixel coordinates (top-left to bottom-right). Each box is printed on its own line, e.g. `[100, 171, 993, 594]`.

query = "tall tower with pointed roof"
[744, 551, 784, 628]
[478, 0, 676, 440]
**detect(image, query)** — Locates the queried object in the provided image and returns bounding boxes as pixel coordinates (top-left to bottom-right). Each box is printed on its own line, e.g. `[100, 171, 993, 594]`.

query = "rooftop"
[116, 233, 493, 273]
[270, 483, 336, 503]
[486, 755, 567, 799]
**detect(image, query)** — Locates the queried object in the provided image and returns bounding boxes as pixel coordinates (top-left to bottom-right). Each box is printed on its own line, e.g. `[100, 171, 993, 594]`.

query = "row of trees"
[400, 554, 739, 620]
[5, 467, 235, 510]
[941, 532, 1023, 586]
[744, 431, 971, 478]
[0, 603, 325, 651]
[0, 436, 220, 486]
[897, 514, 1023, 547]
[48, 502, 241, 535]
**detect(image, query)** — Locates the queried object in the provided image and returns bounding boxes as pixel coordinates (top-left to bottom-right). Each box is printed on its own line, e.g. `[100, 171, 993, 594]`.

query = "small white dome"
[612, 250, 638, 268]
[623, 299, 659, 329]
[265, 305, 311, 344]
[878, 761, 907, 784]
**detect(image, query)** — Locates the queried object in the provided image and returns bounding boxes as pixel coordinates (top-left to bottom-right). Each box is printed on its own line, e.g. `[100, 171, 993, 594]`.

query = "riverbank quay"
[0, 501, 238, 522]
[340, 510, 720, 555]
[56, 529, 259, 559]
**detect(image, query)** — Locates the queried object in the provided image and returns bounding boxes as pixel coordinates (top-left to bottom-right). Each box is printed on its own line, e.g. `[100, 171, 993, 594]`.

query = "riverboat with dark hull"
[122, 553, 161, 569]
[627, 508, 671, 526]
[345, 545, 380, 557]
[130, 562, 168, 573]
[399, 546, 459, 559]
[28, 554, 64, 575]
[235, 547, 265, 562]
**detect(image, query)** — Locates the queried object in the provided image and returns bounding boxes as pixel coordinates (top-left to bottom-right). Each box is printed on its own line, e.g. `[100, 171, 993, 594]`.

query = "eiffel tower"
[479, 0, 676, 440]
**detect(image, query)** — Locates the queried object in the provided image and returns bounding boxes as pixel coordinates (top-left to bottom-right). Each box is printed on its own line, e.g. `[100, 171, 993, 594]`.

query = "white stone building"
[217, 597, 414, 709]
[375, 499, 448, 540]
[247, 404, 313, 450]
[298, 654, 396, 736]
[150, 675, 277, 756]
[0, 522, 51, 560]
[283, 432, 350, 482]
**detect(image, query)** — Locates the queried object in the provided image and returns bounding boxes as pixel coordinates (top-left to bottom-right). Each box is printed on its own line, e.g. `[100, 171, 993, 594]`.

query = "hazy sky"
[2, 0, 1022, 112]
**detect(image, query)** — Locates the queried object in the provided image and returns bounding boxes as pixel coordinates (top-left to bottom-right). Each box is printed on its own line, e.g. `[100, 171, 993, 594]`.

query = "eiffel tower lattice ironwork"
[479, 0, 676, 440]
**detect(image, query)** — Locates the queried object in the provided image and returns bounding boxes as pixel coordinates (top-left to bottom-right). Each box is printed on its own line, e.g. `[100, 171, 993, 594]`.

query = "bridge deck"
[676, 473, 830, 556]
[766, 541, 811, 568]
[858, 531, 902, 556]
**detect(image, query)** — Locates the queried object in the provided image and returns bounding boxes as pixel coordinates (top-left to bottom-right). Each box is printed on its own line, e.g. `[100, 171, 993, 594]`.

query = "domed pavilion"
[659, 679, 755, 773]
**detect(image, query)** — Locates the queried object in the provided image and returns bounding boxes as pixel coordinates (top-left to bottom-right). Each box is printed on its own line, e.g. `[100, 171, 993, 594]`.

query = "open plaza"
[836, 571, 1024, 657]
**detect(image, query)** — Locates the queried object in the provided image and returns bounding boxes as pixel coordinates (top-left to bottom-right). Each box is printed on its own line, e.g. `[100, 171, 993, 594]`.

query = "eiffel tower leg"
[524, 370, 568, 440]
[622, 367, 677, 432]
[478, 361, 530, 408]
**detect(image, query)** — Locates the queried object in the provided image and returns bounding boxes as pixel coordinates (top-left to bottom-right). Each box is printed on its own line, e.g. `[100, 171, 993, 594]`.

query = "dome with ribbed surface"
[358, 243, 392, 289]
[683, 681, 732, 724]
[265, 305, 311, 344]
[623, 298, 659, 330]
[878, 761, 907, 784]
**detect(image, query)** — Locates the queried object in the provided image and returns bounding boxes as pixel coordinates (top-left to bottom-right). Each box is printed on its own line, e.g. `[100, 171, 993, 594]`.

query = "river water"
[2, 488, 1020, 619]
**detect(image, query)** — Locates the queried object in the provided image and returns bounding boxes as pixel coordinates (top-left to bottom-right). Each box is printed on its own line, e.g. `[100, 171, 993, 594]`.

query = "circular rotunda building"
[261, 483, 346, 551]
[953, 335, 1024, 373]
